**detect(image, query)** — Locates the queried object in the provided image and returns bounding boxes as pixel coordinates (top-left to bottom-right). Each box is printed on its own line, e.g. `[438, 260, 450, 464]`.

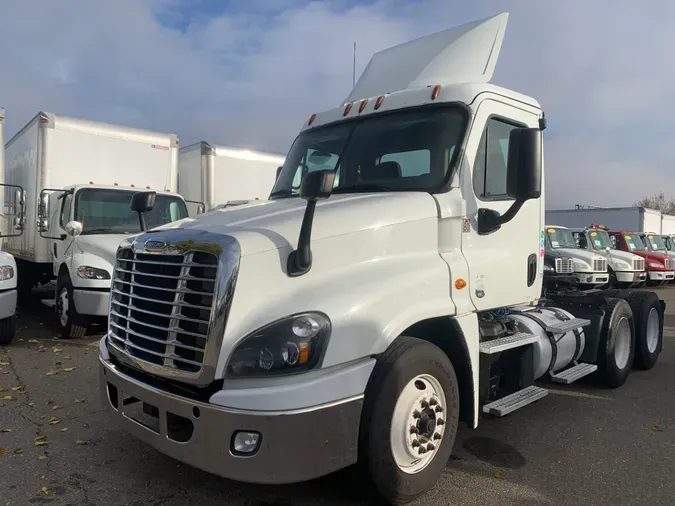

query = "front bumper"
[99, 355, 363, 484]
[615, 271, 647, 283]
[74, 289, 110, 316]
[647, 270, 675, 281]
[576, 273, 609, 285]
[0, 289, 17, 320]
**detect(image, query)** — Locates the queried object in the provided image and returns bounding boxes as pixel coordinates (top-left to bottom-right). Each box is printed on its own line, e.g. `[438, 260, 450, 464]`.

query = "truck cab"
[542, 249, 576, 296]
[41, 184, 189, 337]
[608, 230, 675, 286]
[570, 225, 646, 288]
[662, 234, 675, 255]
[544, 225, 608, 288]
[640, 232, 675, 260]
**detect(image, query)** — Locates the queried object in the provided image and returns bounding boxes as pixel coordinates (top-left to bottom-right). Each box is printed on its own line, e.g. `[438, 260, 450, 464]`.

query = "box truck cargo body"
[546, 207, 662, 234]
[178, 142, 285, 214]
[3, 111, 187, 338]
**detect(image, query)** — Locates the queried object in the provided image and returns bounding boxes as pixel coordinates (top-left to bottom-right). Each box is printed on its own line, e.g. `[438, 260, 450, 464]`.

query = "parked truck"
[569, 224, 647, 288]
[98, 14, 666, 505]
[544, 225, 608, 288]
[4, 112, 191, 337]
[177, 142, 285, 215]
[0, 108, 26, 344]
[606, 230, 675, 286]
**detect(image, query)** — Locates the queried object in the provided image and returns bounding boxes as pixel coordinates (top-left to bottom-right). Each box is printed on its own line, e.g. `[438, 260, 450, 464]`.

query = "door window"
[473, 117, 520, 199]
[60, 193, 73, 229]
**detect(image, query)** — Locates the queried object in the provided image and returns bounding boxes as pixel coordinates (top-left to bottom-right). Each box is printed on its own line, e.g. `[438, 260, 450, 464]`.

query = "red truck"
[608, 230, 675, 286]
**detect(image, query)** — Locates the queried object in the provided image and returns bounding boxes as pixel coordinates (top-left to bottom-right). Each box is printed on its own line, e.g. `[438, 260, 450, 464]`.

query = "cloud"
[0, 0, 672, 207]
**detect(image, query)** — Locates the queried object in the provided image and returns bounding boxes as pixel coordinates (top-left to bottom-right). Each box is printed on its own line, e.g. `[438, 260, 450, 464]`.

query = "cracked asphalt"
[2, 288, 675, 506]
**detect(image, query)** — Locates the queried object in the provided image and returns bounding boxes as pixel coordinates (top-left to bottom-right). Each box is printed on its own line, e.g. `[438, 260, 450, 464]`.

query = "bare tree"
[634, 192, 675, 214]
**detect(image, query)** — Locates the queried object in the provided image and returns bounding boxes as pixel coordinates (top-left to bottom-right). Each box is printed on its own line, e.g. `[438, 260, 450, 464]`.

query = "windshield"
[587, 230, 613, 250]
[623, 233, 646, 252]
[270, 106, 467, 198]
[546, 228, 576, 249]
[74, 189, 188, 235]
[645, 233, 667, 252]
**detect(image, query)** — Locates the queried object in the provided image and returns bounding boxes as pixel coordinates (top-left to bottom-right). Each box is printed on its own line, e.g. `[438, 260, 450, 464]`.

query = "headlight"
[226, 312, 331, 378]
[648, 262, 664, 269]
[544, 264, 554, 272]
[572, 260, 590, 271]
[0, 265, 15, 281]
[614, 261, 630, 269]
[77, 266, 111, 280]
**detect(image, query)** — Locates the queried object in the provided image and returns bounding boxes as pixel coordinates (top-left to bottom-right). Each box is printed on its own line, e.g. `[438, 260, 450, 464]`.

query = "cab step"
[482, 386, 548, 417]
[545, 318, 591, 334]
[550, 362, 597, 384]
[41, 299, 56, 308]
[479, 333, 538, 354]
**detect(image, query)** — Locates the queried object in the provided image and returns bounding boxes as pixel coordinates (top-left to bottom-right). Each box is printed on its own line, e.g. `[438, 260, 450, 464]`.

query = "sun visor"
[344, 12, 509, 104]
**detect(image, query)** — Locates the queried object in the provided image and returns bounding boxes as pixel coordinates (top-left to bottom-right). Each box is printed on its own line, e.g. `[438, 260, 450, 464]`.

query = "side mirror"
[130, 191, 156, 213]
[197, 203, 205, 215]
[13, 189, 24, 216]
[506, 127, 542, 201]
[37, 193, 50, 232]
[276, 166, 283, 181]
[299, 169, 335, 201]
[65, 220, 83, 237]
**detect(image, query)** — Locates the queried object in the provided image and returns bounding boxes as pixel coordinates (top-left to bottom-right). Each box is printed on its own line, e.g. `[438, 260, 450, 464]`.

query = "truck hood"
[152, 193, 439, 256]
[607, 249, 643, 267]
[550, 247, 602, 265]
[74, 234, 130, 267]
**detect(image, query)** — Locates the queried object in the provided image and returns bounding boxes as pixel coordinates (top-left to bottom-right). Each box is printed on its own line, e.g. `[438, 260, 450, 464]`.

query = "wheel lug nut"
[429, 398, 438, 406]
[433, 432, 441, 440]
[435, 406, 443, 413]
[420, 399, 429, 408]
[412, 410, 420, 418]
[410, 426, 419, 434]
[418, 447, 427, 454]
[437, 419, 445, 426]
[426, 443, 435, 451]
[412, 440, 420, 447]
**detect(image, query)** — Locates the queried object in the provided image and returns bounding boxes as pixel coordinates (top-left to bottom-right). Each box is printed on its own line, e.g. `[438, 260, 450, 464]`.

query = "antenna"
[352, 42, 356, 88]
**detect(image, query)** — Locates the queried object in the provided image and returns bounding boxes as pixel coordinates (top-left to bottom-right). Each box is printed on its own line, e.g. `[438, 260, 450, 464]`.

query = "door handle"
[527, 253, 537, 287]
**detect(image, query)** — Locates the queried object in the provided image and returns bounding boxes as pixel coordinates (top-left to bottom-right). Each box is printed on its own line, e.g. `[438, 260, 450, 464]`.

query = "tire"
[596, 297, 635, 388]
[358, 336, 460, 505]
[625, 291, 663, 370]
[0, 315, 16, 345]
[55, 275, 88, 339]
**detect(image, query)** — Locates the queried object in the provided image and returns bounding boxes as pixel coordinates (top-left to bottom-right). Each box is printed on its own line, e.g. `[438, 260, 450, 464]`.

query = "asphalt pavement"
[2, 288, 675, 506]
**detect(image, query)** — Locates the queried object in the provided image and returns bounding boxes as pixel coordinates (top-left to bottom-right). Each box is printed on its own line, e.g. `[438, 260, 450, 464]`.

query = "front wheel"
[55, 276, 89, 339]
[359, 336, 459, 505]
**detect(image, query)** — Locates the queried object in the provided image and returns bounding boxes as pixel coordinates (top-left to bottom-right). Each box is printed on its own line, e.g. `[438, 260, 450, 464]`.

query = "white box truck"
[0, 108, 26, 344]
[546, 206, 662, 234]
[177, 142, 285, 214]
[99, 14, 666, 505]
[4, 112, 191, 338]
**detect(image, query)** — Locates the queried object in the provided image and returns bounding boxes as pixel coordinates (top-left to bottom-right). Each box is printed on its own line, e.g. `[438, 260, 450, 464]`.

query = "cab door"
[460, 97, 543, 311]
[52, 193, 73, 275]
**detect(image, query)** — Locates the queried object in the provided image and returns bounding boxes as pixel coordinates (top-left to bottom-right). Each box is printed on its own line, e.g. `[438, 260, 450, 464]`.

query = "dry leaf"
[60, 428, 69, 432]
[31, 365, 39, 370]
[28, 338, 39, 343]
[1, 372, 8, 375]
[52, 405, 63, 411]
[10, 385, 24, 391]
[1, 429, 10, 433]
[14, 448, 23, 454]
[652, 425, 662, 432]
[34, 435, 46, 441]
[18, 338, 24, 342]
[49, 416, 58, 422]
[35, 441, 48, 447]
[0, 448, 5, 455]
[75, 440, 88, 445]
[74, 398, 85, 404]
[48, 420, 60, 425]
[0, 361, 9, 366]
[64, 356, 71, 360]
[53, 347, 63, 353]
[46, 399, 53, 405]
[2, 395, 16, 401]
[46, 371, 58, 376]
[41, 487, 49, 496]
[28, 402, 35, 407]
[494, 471, 502, 479]
[63, 367, 75, 372]
[0, 386, 6, 392]
[38, 455, 47, 461]
[40, 474, 46, 480]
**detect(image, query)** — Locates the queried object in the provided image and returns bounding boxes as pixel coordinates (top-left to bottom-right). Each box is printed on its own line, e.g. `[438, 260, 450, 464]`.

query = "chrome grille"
[106, 231, 240, 385]
[666, 258, 675, 270]
[555, 258, 573, 274]
[633, 258, 645, 271]
[593, 258, 607, 272]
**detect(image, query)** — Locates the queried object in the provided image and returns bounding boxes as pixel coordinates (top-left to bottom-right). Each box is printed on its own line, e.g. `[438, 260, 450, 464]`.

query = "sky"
[1, 0, 673, 209]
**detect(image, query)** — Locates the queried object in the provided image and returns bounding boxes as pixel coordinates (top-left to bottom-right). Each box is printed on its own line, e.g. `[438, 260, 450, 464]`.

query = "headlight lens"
[226, 312, 330, 377]
[614, 261, 630, 269]
[648, 262, 664, 269]
[544, 264, 554, 272]
[0, 265, 15, 281]
[572, 260, 589, 271]
[77, 266, 111, 280]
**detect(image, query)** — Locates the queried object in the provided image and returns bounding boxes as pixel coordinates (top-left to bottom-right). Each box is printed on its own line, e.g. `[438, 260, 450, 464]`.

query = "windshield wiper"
[332, 183, 392, 194]
[83, 227, 125, 235]
[269, 189, 297, 199]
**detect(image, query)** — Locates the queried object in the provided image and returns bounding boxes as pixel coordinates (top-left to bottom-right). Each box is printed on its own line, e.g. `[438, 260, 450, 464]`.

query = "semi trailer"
[98, 13, 666, 505]
[569, 225, 646, 288]
[546, 206, 662, 234]
[544, 225, 608, 288]
[4, 112, 191, 337]
[607, 230, 674, 286]
[177, 142, 285, 214]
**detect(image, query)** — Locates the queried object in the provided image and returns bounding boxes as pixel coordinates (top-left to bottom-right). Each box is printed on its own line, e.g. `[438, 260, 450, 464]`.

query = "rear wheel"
[55, 276, 88, 339]
[625, 291, 662, 370]
[359, 336, 459, 505]
[596, 297, 635, 388]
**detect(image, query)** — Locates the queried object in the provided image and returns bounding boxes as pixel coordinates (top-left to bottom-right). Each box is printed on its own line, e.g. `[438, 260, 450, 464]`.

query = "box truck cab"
[544, 225, 608, 288]
[569, 225, 646, 288]
[99, 14, 666, 505]
[639, 232, 675, 259]
[608, 231, 675, 286]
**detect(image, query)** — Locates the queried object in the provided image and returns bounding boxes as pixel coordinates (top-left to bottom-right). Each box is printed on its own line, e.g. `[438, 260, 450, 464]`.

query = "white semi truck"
[0, 108, 25, 344]
[544, 225, 609, 288]
[98, 14, 666, 505]
[4, 112, 191, 337]
[178, 142, 285, 214]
